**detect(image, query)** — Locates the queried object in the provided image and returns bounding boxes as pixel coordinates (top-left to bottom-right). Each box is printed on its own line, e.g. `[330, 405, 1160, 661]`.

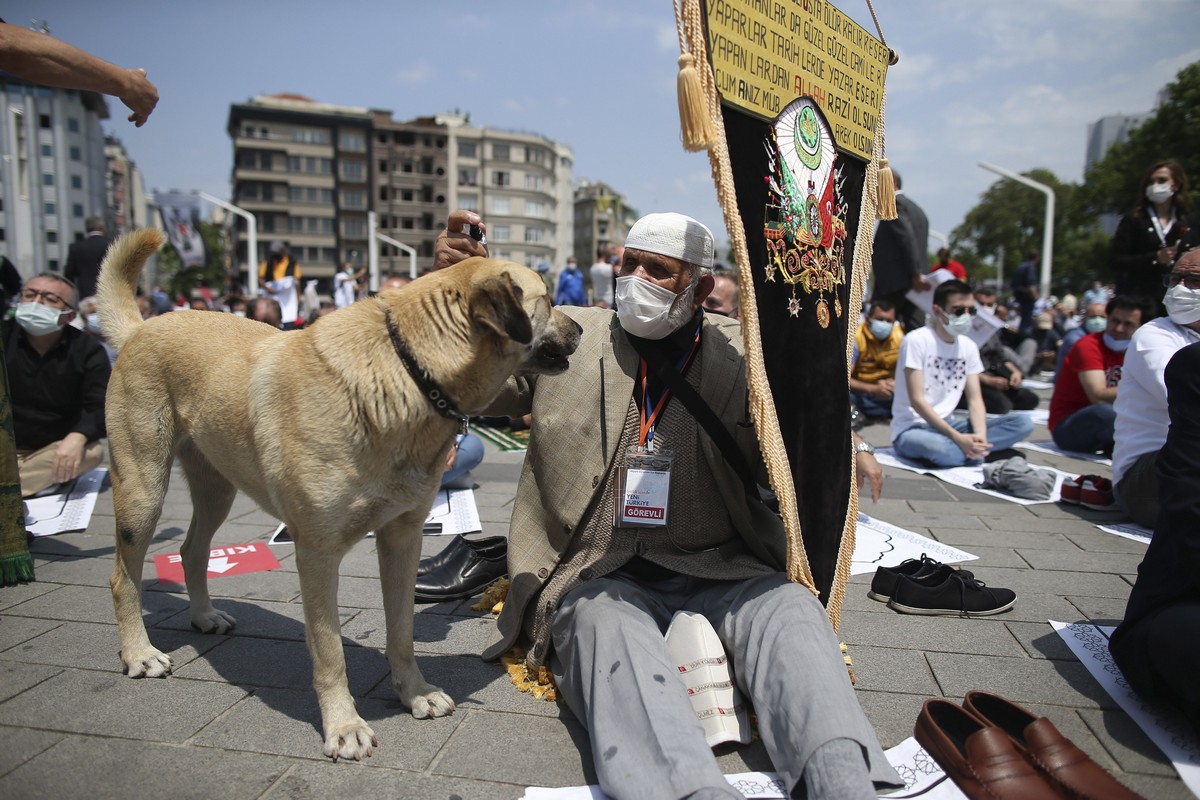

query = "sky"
[8, 0, 1199, 256]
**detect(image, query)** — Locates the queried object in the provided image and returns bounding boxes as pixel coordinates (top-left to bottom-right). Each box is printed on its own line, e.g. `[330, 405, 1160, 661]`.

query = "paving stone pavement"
[0, 407, 1191, 799]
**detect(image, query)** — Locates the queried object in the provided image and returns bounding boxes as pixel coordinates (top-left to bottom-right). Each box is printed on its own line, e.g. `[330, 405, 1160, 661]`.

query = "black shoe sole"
[887, 597, 1016, 616]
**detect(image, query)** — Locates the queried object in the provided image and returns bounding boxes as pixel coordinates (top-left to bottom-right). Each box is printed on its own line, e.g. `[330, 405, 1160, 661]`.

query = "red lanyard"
[638, 321, 702, 449]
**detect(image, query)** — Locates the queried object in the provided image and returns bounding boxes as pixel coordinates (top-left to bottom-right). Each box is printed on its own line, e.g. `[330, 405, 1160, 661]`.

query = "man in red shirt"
[930, 248, 967, 281]
[1049, 296, 1151, 454]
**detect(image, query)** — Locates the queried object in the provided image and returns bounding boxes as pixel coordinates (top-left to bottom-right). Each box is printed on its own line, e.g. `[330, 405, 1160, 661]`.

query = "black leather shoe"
[415, 541, 508, 602]
[417, 535, 506, 577]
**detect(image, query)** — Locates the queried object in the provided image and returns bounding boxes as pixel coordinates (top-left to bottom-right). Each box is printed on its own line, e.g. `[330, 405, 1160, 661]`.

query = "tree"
[156, 220, 229, 303]
[1079, 60, 1200, 218]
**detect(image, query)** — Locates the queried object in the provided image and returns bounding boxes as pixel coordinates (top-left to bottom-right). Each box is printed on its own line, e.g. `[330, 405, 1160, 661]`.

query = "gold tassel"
[677, 52, 716, 152]
[877, 157, 898, 220]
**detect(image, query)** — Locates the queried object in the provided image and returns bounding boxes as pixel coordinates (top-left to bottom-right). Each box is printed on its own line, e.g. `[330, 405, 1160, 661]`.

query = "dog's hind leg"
[109, 416, 175, 678]
[376, 510, 456, 720]
[294, 534, 378, 761]
[177, 440, 237, 635]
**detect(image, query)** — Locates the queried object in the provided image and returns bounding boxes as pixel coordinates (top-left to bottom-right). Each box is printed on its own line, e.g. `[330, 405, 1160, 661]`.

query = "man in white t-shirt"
[1112, 247, 1200, 527]
[589, 255, 615, 309]
[891, 279, 1034, 467]
[333, 261, 365, 309]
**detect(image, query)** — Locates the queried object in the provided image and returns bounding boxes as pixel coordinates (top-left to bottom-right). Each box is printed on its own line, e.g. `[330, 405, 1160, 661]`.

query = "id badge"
[616, 447, 673, 527]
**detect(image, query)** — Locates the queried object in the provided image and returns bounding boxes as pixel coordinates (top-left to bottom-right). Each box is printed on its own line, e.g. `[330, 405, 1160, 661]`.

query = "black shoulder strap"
[630, 336, 759, 496]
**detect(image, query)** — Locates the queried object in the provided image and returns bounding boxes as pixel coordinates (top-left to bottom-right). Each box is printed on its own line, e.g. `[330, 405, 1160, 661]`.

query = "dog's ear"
[469, 272, 532, 344]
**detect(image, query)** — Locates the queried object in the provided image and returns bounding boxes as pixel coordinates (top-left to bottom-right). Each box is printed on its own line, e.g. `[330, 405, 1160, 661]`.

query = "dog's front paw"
[121, 648, 173, 678]
[408, 687, 456, 719]
[322, 718, 378, 761]
[190, 607, 236, 634]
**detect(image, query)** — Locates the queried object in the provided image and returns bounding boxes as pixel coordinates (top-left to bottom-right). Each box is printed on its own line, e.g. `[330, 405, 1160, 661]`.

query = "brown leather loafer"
[964, 691, 1145, 800]
[915, 699, 1061, 800]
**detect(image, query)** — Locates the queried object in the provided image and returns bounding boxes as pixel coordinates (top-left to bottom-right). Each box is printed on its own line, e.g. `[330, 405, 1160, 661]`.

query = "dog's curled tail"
[97, 228, 165, 352]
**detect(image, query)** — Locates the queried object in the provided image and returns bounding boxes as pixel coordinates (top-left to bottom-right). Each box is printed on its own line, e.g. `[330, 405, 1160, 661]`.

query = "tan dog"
[98, 229, 580, 760]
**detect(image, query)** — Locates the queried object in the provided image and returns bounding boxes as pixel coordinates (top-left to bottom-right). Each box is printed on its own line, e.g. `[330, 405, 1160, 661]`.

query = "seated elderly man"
[436, 211, 901, 799]
[1055, 300, 1108, 376]
[1048, 296, 1149, 455]
[848, 299, 903, 421]
[1112, 247, 1200, 526]
[3, 273, 110, 496]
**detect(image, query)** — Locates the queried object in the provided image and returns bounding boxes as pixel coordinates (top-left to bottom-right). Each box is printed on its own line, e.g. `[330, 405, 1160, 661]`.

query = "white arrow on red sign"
[207, 556, 237, 574]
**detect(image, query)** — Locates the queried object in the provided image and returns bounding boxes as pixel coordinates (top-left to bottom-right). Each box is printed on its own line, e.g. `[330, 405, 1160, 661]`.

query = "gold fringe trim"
[674, 0, 717, 151]
[841, 641, 857, 685]
[876, 156, 897, 220]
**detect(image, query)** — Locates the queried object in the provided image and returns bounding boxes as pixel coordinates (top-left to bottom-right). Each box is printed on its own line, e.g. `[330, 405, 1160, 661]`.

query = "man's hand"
[912, 274, 931, 292]
[434, 210, 488, 271]
[873, 378, 895, 399]
[52, 433, 88, 484]
[952, 431, 991, 461]
[979, 373, 1008, 390]
[856, 449, 884, 503]
[121, 67, 158, 127]
[444, 442, 458, 473]
[1006, 365, 1023, 389]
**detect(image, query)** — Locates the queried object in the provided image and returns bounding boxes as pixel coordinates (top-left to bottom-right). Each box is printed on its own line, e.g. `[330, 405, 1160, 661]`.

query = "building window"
[340, 190, 365, 209]
[47, 230, 57, 243]
[458, 141, 477, 158]
[339, 130, 365, 152]
[340, 160, 365, 181]
[492, 144, 510, 161]
[526, 200, 546, 217]
[401, 217, 415, 230]
[492, 225, 510, 242]
[69, 146, 81, 161]
[39, 114, 51, 128]
[525, 227, 545, 244]
[343, 218, 365, 237]
[42, 173, 54, 186]
[460, 194, 478, 211]
[289, 217, 303, 233]
[291, 127, 329, 145]
[379, 186, 388, 202]
[67, 117, 79, 133]
[525, 174, 543, 191]
[44, 202, 56, 214]
[401, 189, 414, 202]
[379, 159, 388, 173]
[73, 204, 84, 217]
[527, 148, 547, 165]
[492, 197, 510, 215]
[70, 175, 82, 189]
[401, 160, 414, 174]
[41, 144, 52, 157]
[459, 168, 477, 186]
[493, 171, 510, 187]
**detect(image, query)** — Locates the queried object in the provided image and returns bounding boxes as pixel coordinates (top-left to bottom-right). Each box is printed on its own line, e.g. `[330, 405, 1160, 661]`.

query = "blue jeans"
[850, 389, 893, 419]
[893, 413, 1035, 468]
[441, 433, 484, 488]
[1051, 404, 1116, 454]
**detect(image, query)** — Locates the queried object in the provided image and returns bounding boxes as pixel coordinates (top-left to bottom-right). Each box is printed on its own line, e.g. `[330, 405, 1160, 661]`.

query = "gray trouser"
[1116, 450, 1159, 529]
[550, 570, 902, 800]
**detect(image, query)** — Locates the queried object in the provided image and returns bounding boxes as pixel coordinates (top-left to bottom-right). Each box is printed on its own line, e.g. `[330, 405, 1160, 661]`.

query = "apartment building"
[0, 76, 109, 279]
[105, 134, 151, 237]
[573, 180, 638, 268]
[227, 93, 374, 285]
[441, 112, 574, 271]
[371, 113, 449, 276]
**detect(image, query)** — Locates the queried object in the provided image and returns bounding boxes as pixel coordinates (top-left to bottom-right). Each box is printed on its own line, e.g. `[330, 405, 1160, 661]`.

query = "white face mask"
[1145, 182, 1175, 205]
[940, 311, 973, 337]
[1102, 332, 1131, 352]
[1164, 283, 1200, 326]
[868, 319, 895, 340]
[15, 301, 67, 336]
[615, 275, 692, 340]
[85, 313, 103, 334]
[1084, 315, 1107, 334]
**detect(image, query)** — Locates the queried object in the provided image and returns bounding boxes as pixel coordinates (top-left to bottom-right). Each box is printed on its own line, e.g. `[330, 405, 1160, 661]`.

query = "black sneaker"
[887, 566, 1016, 617]
[868, 554, 974, 603]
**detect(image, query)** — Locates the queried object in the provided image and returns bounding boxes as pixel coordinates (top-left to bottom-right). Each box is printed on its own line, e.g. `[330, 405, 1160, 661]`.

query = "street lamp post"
[368, 211, 416, 290]
[978, 162, 1054, 300]
[197, 191, 258, 297]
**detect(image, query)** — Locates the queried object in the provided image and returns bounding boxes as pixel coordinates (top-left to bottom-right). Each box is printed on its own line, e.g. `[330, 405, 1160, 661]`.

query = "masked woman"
[1112, 160, 1193, 312]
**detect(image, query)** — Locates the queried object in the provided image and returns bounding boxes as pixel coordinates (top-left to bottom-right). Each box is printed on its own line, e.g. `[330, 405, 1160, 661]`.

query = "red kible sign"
[154, 544, 281, 585]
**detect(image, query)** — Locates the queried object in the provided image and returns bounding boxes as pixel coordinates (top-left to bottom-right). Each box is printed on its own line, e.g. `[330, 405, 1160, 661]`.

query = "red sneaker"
[1080, 477, 1116, 511]
[1059, 475, 1085, 505]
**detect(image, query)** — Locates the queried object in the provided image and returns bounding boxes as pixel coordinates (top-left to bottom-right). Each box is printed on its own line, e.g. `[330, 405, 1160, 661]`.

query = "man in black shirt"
[5, 273, 110, 496]
[64, 216, 111, 300]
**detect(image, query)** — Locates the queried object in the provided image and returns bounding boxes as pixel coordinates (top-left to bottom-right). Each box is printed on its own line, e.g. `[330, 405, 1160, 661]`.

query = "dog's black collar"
[384, 309, 469, 426]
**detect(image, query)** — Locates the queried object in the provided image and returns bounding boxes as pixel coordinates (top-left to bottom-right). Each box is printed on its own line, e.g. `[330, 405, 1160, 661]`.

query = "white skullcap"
[625, 212, 714, 272]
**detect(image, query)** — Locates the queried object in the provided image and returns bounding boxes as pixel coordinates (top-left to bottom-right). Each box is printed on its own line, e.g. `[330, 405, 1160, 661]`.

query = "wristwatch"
[853, 440, 876, 456]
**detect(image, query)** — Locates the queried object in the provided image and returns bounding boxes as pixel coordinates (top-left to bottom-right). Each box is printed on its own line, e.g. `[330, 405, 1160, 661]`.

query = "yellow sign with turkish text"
[704, 0, 889, 161]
